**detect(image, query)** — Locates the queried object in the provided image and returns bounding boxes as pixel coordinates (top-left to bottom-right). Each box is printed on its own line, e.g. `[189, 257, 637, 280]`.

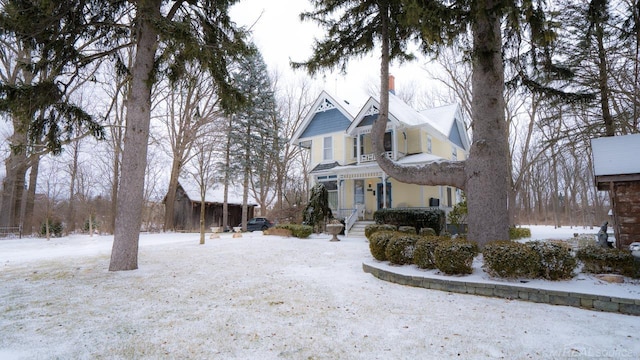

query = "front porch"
[313, 168, 459, 236]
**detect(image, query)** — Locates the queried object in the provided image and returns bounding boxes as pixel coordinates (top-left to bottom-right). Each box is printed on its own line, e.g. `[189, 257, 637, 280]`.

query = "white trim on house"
[289, 90, 358, 145]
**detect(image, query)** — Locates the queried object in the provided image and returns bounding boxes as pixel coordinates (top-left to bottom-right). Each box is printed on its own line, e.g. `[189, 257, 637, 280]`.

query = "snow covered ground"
[1, 225, 639, 359]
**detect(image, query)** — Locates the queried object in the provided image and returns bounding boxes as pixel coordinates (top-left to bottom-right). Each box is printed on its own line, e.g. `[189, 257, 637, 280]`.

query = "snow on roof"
[322, 89, 362, 118]
[396, 152, 445, 164]
[178, 179, 256, 206]
[388, 93, 429, 127]
[419, 104, 459, 136]
[347, 93, 449, 142]
[591, 134, 640, 176]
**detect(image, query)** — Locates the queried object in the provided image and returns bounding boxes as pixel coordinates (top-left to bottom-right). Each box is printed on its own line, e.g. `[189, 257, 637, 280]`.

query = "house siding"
[300, 108, 351, 139]
[311, 133, 346, 165]
[449, 122, 466, 149]
[406, 128, 422, 154]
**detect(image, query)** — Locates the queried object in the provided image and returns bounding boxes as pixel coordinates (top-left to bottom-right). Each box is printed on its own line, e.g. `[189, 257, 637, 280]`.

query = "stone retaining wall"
[362, 263, 640, 316]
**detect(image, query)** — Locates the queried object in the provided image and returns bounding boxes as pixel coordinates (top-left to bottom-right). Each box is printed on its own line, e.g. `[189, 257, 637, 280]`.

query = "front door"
[377, 182, 392, 209]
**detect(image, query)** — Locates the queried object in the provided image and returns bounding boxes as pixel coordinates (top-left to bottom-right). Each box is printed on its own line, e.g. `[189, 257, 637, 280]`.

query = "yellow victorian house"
[291, 82, 470, 235]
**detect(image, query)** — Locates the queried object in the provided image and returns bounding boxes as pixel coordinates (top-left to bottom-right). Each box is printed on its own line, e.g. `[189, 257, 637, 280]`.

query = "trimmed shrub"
[275, 224, 313, 238]
[419, 227, 436, 236]
[413, 236, 443, 269]
[385, 233, 421, 265]
[369, 231, 396, 261]
[365, 224, 397, 240]
[509, 227, 532, 240]
[397, 226, 416, 234]
[526, 241, 577, 280]
[41, 220, 63, 237]
[576, 245, 639, 278]
[83, 217, 99, 233]
[373, 208, 445, 235]
[482, 241, 541, 279]
[434, 238, 479, 275]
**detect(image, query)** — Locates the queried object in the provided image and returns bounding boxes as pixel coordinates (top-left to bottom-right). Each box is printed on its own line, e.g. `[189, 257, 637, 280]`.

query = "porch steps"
[347, 221, 375, 238]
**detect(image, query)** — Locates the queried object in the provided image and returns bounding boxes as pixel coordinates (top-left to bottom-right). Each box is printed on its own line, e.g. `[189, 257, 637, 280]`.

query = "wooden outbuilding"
[591, 133, 640, 249]
[169, 180, 256, 232]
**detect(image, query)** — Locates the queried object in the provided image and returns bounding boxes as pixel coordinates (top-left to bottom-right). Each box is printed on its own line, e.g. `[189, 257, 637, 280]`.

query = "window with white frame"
[427, 135, 432, 154]
[323, 136, 333, 161]
[452, 146, 457, 160]
[352, 136, 358, 158]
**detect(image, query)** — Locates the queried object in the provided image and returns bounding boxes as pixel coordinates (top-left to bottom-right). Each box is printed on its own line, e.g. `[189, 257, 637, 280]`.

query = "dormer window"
[427, 135, 432, 154]
[323, 136, 333, 161]
[452, 146, 458, 161]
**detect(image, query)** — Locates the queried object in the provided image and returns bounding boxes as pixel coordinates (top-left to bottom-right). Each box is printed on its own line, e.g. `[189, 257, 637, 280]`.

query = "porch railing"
[360, 151, 393, 163]
[344, 208, 358, 236]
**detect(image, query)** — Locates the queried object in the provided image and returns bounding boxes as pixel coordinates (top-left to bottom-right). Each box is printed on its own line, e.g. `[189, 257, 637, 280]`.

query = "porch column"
[382, 175, 387, 208]
[356, 134, 361, 165]
[338, 179, 344, 215]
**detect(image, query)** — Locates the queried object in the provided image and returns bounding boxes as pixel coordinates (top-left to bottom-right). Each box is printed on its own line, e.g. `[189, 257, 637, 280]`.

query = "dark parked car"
[242, 217, 275, 231]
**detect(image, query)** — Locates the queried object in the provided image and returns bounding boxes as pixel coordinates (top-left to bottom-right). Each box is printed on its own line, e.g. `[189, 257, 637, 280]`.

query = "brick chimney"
[389, 74, 395, 95]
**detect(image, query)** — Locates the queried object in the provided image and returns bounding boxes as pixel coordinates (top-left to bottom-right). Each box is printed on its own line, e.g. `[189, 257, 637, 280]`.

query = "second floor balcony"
[360, 151, 396, 163]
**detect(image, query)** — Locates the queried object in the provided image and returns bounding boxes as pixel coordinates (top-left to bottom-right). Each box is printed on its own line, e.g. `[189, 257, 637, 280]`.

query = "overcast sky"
[229, 0, 432, 105]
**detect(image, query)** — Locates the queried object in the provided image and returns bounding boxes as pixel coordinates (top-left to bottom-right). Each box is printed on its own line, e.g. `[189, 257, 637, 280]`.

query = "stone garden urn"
[326, 223, 344, 242]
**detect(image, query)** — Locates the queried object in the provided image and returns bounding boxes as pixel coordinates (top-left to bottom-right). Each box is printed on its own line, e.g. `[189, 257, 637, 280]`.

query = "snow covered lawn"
[1, 226, 639, 359]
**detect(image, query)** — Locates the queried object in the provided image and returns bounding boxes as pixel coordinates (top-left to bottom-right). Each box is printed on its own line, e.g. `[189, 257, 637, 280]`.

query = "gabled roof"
[178, 179, 257, 206]
[591, 134, 640, 176]
[346, 93, 448, 142]
[290, 90, 357, 145]
[420, 104, 470, 151]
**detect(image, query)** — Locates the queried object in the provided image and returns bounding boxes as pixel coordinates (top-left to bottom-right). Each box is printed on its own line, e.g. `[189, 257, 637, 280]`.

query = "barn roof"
[591, 134, 640, 176]
[178, 179, 257, 206]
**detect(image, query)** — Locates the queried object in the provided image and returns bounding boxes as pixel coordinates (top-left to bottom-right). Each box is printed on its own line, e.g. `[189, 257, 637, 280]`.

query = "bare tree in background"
[160, 67, 221, 232]
[271, 74, 318, 221]
[185, 126, 219, 244]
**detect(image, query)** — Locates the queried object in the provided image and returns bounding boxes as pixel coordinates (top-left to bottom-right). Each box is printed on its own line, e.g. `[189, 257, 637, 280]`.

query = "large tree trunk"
[163, 157, 181, 231]
[372, 1, 508, 248]
[23, 153, 41, 235]
[66, 140, 79, 234]
[595, 21, 615, 136]
[464, 1, 510, 245]
[109, 1, 160, 271]
[0, 147, 28, 228]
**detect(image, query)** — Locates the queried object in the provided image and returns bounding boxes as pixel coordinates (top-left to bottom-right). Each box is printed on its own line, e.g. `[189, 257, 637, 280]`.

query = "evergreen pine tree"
[229, 47, 279, 230]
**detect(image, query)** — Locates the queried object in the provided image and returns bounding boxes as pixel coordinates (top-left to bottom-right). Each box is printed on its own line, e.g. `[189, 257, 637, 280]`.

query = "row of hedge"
[274, 224, 313, 238]
[367, 226, 640, 279]
[369, 231, 479, 275]
[373, 208, 446, 235]
[484, 241, 640, 279]
[482, 241, 576, 280]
